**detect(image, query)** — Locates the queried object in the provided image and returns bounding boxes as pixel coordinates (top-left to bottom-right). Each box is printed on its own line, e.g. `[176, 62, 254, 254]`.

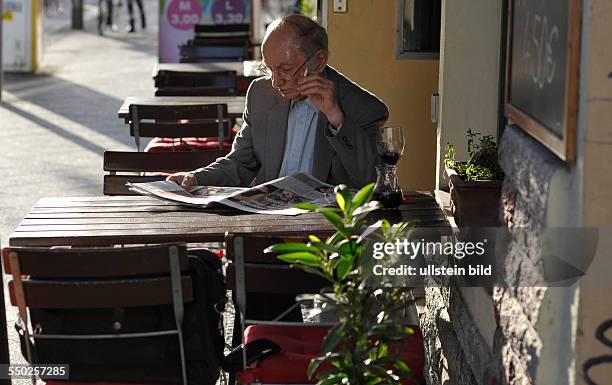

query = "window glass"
[399, 0, 441, 58]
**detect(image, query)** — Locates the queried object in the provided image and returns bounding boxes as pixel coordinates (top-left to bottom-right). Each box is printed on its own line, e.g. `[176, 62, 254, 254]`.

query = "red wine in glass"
[380, 152, 400, 165]
[374, 127, 406, 209]
[377, 127, 405, 164]
[373, 190, 404, 208]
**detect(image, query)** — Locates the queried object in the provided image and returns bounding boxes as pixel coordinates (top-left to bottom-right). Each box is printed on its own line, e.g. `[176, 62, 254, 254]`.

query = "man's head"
[261, 15, 329, 101]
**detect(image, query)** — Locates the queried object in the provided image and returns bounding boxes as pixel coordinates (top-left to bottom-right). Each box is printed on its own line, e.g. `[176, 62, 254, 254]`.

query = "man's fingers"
[299, 84, 333, 98]
[298, 76, 333, 88]
[166, 174, 182, 184]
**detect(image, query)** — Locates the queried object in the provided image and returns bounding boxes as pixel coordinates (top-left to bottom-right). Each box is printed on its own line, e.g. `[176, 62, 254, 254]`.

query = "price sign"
[212, 0, 246, 24]
[167, 0, 203, 30]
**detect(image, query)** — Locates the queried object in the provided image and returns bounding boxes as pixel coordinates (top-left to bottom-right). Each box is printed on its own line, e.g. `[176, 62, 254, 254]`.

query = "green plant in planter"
[265, 184, 418, 385]
[444, 129, 504, 181]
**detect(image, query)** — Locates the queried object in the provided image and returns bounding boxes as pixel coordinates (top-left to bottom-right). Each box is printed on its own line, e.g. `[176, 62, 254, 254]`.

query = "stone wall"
[423, 125, 575, 385]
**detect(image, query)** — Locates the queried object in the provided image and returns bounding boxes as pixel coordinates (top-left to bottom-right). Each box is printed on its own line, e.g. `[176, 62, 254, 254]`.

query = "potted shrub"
[444, 129, 504, 227]
[266, 184, 421, 385]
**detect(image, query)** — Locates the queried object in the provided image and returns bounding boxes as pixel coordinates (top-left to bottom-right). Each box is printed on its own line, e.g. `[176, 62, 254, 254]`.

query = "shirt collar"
[290, 97, 318, 111]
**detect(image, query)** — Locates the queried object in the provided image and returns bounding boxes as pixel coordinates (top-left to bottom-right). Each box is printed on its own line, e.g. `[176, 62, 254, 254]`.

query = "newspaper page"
[127, 181, 247, 207]
[220, 173, 335, 215]
[127, 173, 335, 215]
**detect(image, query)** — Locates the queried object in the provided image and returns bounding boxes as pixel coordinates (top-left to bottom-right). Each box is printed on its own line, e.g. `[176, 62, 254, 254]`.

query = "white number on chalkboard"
[521, 12, 559, 90]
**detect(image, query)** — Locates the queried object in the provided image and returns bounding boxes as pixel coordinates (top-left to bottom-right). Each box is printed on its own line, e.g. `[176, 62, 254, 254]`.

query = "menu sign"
[159, 0, 251, 63]
[504, 0, 581, 161]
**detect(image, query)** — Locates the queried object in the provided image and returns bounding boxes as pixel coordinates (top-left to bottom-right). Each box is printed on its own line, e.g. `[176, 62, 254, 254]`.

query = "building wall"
[435, 0, 503, 188]
[575, 0, 612, 383]
[326, 0, 439, 190]
[423, 0, 504, 382]
[425, 0, 612, 384]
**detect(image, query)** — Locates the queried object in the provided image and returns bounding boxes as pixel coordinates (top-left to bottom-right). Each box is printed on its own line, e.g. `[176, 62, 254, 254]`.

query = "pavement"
[1, 0, 160, 378]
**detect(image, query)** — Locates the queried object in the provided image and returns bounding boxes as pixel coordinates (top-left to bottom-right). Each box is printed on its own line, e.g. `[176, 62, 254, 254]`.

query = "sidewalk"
[1, 0, 159, 377]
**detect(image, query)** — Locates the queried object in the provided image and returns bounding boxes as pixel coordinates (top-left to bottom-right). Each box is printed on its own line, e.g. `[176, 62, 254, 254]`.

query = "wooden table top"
[154, 62, 247, 76]
[117, 96, 246, 120]
[9, 194, 451, 247]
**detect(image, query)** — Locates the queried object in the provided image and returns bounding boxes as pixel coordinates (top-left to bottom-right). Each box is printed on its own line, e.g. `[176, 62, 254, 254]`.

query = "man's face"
[261, 30, 308, 101]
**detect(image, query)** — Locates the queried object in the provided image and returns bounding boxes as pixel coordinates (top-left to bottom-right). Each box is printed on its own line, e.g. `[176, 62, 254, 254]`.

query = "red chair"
[102, 150, 226, 195]
[128, 103, 234, 152]
[225, 233, 425, 384]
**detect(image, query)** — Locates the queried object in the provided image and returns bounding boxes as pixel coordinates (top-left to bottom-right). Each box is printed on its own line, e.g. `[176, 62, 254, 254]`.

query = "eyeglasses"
[257, 52, 315, 79]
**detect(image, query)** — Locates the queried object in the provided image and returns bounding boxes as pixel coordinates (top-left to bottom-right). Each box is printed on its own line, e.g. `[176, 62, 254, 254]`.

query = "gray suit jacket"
[193, 66, 389, 189]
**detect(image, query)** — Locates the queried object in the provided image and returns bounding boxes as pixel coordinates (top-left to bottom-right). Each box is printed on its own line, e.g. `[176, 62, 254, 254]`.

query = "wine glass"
[374, 127, 405, 208]
[377, 126, 405, 165]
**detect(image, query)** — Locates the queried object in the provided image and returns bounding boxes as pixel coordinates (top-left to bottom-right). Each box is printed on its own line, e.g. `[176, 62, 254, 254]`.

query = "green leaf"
[394, 360, 413, 376]
[337, 240, 354, 256]
[317, 377, 344, 385]
[265, 243, 320, 254]
[278, 252, 321, 267]
[336, 192, 346, 213]
[336, 258, 353, 280]
[326, 232, 342, 246]
[307, 356, 327, 378]
[318, 209, 346, 233]
[322, 323, 344, 353]
[352, 201, 382, 216]
[351, 183, 375, 209]
[295, 202, 319, 211]
[291, 264, 330, 280]
[309, 235, 322, 243]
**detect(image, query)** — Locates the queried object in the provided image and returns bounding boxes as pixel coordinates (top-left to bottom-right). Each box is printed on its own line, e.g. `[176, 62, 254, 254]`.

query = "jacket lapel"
[265, 96, 290, 180]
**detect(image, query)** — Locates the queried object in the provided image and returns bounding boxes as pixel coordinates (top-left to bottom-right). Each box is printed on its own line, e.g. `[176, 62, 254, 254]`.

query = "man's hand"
[297, 74, 344, 128]
[166, 172, 197, 188]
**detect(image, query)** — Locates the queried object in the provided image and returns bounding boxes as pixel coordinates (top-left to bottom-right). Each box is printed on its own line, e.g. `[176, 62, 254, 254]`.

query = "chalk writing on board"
[582, 319, 612, 385]
[521, 11, 559, 90]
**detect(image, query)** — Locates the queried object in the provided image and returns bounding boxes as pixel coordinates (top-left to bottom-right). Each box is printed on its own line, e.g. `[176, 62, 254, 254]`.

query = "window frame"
[396, 0, 440, 60]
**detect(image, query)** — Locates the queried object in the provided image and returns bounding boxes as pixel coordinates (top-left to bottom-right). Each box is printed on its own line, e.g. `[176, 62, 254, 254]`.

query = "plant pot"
[445, 167, 502, 227]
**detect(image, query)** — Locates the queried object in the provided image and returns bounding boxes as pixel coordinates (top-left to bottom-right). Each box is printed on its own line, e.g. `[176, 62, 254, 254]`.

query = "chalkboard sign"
[504, 0, 581, 161]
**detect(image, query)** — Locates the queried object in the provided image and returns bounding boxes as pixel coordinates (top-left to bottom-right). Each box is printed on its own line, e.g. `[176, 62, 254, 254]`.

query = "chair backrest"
[103, 150, 226, 195]
[1, 244, 192, 385]
[155, 71, 237, 89]
[180, 24, 251, 63]
[2, 244, 192, 308]
[194, 23, 250, 36]
[129, 103, 231, 151]
[224, 233, 329, 320]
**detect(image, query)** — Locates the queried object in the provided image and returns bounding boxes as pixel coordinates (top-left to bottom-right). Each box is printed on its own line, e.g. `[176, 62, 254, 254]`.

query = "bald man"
[167, 15, 389, 189]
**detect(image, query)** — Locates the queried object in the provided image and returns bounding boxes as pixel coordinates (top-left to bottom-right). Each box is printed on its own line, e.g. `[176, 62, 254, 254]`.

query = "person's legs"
[106, 0, 113, 26]
[126, 0, 136, 32]
[136, 0, 146, 29]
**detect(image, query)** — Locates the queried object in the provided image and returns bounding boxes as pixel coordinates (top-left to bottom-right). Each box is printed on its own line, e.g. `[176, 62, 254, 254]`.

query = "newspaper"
[127, 173, 335, 216]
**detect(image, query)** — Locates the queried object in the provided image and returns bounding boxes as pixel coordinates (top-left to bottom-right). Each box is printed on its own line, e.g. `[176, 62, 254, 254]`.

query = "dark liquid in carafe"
[373, 191, 403, 208]
[380, 152, 400, 165]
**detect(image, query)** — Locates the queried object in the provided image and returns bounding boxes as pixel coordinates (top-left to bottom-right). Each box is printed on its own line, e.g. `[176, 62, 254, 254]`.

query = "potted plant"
[266, 184, 421, 385]
[444, 129, 504, 227]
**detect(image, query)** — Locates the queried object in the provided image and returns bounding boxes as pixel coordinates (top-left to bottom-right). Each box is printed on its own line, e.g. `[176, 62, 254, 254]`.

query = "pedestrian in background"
[127, 0, 146, 32]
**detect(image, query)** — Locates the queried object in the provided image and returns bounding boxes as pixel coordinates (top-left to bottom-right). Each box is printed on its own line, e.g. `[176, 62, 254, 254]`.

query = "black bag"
[19, 250, 227, 385]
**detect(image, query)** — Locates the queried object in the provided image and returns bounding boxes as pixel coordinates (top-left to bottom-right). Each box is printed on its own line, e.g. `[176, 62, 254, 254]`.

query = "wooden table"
[153, 62, 247, 77]
[8, 193, 451, 247]
[2, 192, 450, 370]
[153, 63, 260, 96]
[117, 96, 246, 121]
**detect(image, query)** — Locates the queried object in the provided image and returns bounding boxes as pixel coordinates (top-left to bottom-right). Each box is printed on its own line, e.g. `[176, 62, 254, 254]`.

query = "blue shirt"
[278, 98, 319, 177]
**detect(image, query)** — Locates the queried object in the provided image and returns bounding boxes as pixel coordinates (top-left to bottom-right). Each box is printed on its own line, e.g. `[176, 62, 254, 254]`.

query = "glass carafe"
[373, 164, 403, 209]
